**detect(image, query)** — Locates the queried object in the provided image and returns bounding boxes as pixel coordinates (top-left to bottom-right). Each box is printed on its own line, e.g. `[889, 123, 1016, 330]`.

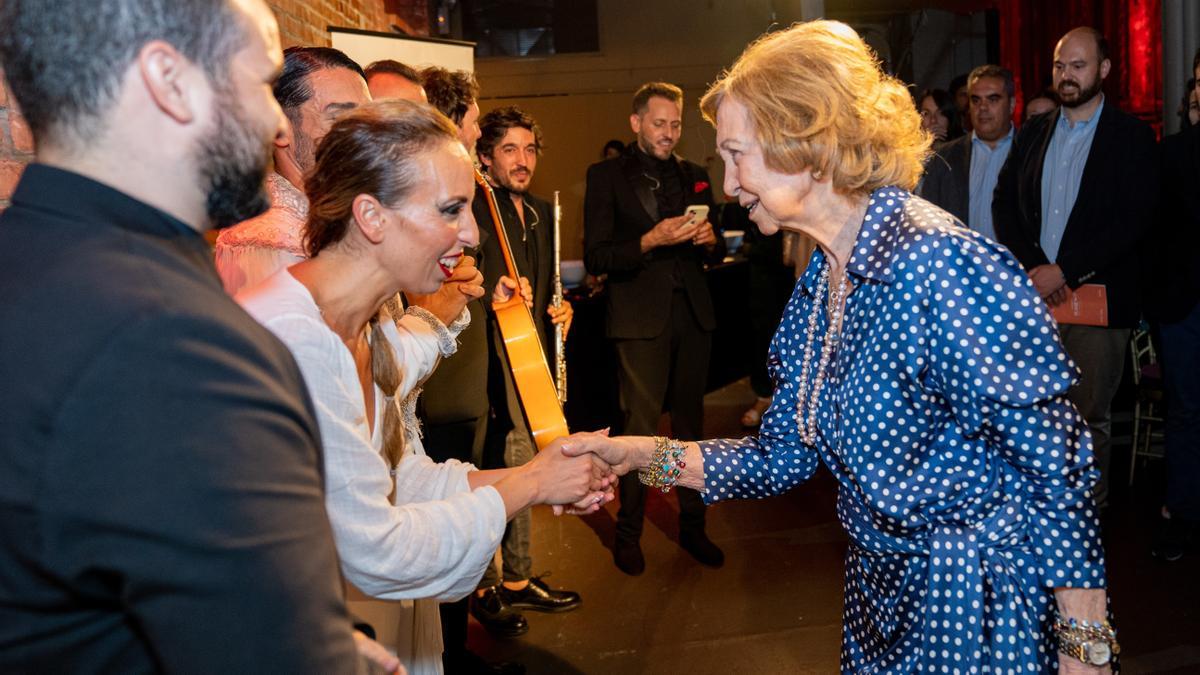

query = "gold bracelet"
[637, 437, 685, 493]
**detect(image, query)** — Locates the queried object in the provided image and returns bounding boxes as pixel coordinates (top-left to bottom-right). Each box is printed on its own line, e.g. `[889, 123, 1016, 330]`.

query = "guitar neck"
[474, 168, 523, 291]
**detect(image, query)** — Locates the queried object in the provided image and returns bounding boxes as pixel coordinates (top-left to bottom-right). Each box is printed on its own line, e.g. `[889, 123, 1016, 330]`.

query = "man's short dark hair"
[476, 106, 543, 160]
[421, 67, 479, 125]
[632, 82, 683, 115]
[0, 0, 243, 147]
[603, 139, 626, 155]
[364, 59, 421, 85]
[967, 64, 1015, 99]
[1029, 86, 1058, 104]
[948, 73, 969, 96]
[275, 47, 367, 128]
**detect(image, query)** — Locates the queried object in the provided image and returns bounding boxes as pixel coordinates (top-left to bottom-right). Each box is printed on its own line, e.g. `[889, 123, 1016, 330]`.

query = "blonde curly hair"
[700, 20, 931, 193]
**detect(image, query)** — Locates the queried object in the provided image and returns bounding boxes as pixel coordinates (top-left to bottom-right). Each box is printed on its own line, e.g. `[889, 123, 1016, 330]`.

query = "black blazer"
[992, 104, 1157, 328]
[1146, 124, 1200, 322]
[0, 166, 353, 671]
[583, 148, 722, 339]
[916, 135, 972, 225]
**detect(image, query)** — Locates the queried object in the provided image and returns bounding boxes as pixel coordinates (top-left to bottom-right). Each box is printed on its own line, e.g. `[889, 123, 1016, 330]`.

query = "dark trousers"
[1059, 324, 1130, 509]
[477, 420, 535, 583]
[613, 290, 710, 542]
[423, 416, 486, 658]
[1162, 302, 1200, 521]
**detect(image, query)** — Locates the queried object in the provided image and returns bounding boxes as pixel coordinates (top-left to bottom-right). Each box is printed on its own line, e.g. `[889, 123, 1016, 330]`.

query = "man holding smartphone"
[584, 82, 725, 576]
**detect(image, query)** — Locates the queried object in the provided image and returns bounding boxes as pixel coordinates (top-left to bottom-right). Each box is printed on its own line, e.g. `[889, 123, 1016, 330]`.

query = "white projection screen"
[329, 27, 475, 73]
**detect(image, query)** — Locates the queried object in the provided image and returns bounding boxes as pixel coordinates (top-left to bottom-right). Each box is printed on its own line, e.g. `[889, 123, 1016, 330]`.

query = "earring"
[811, 169, 824, 181]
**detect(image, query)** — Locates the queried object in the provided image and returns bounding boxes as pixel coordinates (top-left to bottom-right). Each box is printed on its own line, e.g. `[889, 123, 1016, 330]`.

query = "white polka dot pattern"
[699, 188, 1107, 673]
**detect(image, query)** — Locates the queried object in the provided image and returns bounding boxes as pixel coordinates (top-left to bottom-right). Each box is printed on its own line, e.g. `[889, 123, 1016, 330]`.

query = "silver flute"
[552, 191, 567, 403]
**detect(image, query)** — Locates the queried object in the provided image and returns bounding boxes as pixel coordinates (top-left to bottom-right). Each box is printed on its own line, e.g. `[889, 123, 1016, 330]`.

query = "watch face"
[1086, 641, 1112, 666]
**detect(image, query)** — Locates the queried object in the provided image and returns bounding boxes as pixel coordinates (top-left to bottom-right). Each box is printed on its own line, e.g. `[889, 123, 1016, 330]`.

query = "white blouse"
[237, 269, 506, 674]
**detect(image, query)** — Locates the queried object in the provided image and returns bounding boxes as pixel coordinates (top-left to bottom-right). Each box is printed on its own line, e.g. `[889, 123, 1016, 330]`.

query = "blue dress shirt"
[700, 188, 1106, 672]
[1040, 97, 1105, 262]
[968, 127, 1013, 241]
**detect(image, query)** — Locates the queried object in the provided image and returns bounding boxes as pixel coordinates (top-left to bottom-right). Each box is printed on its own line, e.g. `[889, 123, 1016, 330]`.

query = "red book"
[1051, 284, 1108, 327]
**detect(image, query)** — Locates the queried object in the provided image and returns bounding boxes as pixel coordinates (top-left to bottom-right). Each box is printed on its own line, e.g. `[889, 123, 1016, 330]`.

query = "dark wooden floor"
[467, 379, 1200, 674]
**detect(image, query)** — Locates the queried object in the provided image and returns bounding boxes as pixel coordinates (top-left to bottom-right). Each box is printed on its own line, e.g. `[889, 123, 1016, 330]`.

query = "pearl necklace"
[795, 261, 851, 445]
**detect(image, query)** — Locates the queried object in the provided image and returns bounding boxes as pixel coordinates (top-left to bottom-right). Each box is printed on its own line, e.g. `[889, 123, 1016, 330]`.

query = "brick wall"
[0, 2, 431, 210]
[0, 74, 34, 210]
[268, 0, 431, 48]
[269, 0, 388, 48]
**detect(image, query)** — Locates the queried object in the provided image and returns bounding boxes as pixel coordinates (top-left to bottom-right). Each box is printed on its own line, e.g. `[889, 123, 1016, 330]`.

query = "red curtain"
[994, 0, 1161, 132]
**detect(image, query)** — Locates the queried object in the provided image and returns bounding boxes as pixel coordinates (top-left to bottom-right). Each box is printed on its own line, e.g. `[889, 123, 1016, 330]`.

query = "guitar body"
[476, 169, 570, 450]
[493, 301, 570, 449]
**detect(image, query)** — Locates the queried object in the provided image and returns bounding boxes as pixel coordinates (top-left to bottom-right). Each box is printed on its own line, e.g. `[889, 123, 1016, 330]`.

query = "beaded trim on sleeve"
[404, 306, 458, 357]
[446, 306, 471, 338]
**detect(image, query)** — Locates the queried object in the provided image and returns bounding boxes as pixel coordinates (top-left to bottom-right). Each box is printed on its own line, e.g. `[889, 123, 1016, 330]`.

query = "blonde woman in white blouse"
[238, 99, 614, 675]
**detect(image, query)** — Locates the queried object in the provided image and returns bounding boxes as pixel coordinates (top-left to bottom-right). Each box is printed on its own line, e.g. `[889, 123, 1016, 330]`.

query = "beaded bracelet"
[637, 436, 686, 493]
[1053, 615, 1117, 642]
[1053, 614, 1120, 666]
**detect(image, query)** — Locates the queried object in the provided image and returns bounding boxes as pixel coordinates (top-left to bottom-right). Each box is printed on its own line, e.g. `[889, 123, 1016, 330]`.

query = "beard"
[1057, 76, 1103, 109]
[194, 86, 275, 230]
[496, 167, 532, 195]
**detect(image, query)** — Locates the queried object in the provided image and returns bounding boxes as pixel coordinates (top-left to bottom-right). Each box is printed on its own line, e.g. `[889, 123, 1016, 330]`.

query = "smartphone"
[684, 204, 709, 224]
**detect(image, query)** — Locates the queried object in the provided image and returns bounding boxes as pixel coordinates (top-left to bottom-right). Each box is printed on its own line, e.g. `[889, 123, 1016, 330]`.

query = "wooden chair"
[1128, 326, 1165, 485]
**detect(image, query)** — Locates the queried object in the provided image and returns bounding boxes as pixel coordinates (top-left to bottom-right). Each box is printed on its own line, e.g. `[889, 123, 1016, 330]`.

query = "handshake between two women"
[500, 431, 679, 518]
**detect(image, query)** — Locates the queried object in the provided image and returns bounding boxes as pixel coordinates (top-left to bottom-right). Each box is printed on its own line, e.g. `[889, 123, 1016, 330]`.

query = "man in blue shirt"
[917, 64, 1016, 241]
[993, 27, 1158, 510]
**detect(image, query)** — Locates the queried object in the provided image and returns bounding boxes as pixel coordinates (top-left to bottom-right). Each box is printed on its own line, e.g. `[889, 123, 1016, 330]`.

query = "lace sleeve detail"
[446, 306, 471, 337]
[404, 305, 459, 357]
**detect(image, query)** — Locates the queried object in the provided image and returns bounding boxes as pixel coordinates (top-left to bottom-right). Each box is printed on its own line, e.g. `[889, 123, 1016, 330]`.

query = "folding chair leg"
[1130, 405, 1142, 486]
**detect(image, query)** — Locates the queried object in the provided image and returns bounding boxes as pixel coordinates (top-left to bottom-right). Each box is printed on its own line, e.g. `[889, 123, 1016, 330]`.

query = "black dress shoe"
[1151, 516, 1193, 562]
[469, 587, 529, 638]
[680, 530, 725, 568]
[614, 538, 645, 576]
[444, 648, 526, 675]
[497, 576, 582, 613]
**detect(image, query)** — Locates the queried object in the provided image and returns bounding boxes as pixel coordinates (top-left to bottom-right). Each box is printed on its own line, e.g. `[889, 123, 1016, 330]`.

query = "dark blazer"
[916, 134, 972, 225]
[992, 104, 1157, 328]
[1146, 124, 1200, 322]
[583, 147, 722, 339]
[0, 165, 353, 672]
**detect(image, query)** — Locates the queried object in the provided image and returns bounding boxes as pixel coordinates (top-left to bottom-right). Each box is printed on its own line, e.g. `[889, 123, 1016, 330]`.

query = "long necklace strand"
[796, 262, 850, 445]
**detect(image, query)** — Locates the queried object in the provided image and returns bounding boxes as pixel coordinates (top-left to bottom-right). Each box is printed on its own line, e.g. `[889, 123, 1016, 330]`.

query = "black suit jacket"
[917, 135, 972, 225]
[1146, 124, 1200, 322]
[992, 104, 1157, 327]
[0, 165, 353, 672]
[583, 148, 722, 339]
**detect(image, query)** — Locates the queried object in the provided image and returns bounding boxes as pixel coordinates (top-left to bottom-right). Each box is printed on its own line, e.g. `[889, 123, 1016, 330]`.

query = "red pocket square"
[693, 180, 709, 194]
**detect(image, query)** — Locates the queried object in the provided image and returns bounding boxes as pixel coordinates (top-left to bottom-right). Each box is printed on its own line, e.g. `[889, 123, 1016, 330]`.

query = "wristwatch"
[1055, 618, 1120, 667]
[1058, 634, 1116, 666]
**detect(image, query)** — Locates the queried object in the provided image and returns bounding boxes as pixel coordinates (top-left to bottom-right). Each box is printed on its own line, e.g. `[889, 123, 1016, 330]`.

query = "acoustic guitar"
[475, 168, 570, 450]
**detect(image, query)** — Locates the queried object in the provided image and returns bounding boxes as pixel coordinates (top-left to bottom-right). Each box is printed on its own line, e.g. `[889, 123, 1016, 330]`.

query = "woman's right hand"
[522, 433, 618, 506]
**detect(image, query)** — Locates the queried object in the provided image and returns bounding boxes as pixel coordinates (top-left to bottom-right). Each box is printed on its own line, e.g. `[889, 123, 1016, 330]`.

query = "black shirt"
[635, 145, 690, 286]
[0, 165, 354, 672]
[634, 144, 687, 219]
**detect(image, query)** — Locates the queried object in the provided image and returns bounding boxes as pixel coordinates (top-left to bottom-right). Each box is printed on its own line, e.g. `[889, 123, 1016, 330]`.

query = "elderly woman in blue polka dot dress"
[569, 20, 1116, 674]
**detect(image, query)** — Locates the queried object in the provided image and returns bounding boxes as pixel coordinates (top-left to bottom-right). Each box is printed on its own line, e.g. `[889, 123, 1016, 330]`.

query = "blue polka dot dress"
[700, 188, 1107, 673]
